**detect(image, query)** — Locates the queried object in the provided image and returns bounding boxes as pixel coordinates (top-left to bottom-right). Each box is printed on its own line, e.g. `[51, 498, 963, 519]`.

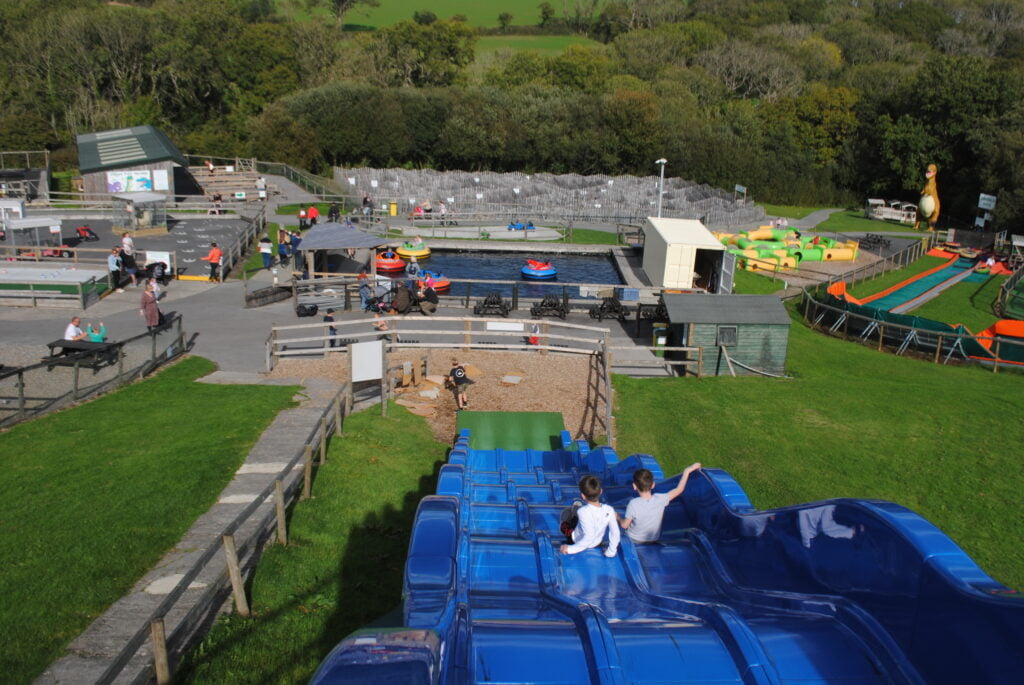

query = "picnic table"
[44, 340, 120, 370]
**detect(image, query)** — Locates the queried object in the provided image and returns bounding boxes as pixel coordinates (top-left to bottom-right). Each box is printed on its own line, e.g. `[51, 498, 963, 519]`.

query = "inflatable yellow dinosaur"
[913, 163, 940, 231]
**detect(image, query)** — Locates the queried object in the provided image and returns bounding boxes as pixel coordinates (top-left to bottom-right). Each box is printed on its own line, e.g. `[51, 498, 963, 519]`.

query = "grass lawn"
[566, 227, 619, 245]
[758, 204, 823, 220]
[0, 357, 298, 683]
[344, 1, 555, 28]
[818, 209, 920, 234]
[846, 255, 949, 299]
[732, 269, 785, 295]
[175, 401, 449, 685]
[910, 273, 1006, 332]
[614, 308, 1024, 592]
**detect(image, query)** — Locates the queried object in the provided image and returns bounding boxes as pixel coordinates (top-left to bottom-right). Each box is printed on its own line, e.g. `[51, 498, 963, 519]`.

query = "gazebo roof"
[294, 222, 390, 251]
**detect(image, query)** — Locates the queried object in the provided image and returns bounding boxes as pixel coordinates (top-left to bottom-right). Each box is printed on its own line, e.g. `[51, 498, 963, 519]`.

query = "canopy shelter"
[112, 191, 168, 234]
[293, 221, 390, 277]
[5, 216, 64, 249]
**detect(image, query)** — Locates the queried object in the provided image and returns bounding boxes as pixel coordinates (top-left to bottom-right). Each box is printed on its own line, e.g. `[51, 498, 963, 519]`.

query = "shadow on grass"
[174, 456, 445, 684]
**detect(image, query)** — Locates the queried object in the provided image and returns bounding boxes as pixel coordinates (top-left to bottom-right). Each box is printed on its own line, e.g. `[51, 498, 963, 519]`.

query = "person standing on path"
[139, 282, 162, 331]
[448, 360, 470, 411]
[200, 242, 223, 282]
[107, 247, 124, 293]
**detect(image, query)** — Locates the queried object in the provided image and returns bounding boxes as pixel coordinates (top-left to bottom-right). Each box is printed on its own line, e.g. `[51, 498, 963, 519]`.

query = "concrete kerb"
[34, 376, 342, 685]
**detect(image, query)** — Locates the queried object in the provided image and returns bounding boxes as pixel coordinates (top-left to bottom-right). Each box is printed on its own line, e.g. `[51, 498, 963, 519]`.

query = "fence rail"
[997, 263, 1024, 316]
[0, 315, 188, 428]
[95, 381, 353, 685]
[800, 294, 1023, 372]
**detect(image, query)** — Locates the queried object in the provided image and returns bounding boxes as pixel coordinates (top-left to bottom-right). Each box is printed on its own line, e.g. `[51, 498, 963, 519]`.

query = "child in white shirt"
[560, 475, 620, 557]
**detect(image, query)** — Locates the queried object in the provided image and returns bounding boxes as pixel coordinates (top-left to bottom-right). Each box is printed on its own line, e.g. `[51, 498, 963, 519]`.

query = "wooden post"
[842, 312, 850, 340]
[934, 334, 943, 364]
[334, 397, 343, 437]
[878, 324, 884, 351]
[72, 361, 80, 401]
[274, 480, 287, 545]
[697, 347, 704, 378]
[994, 340, 1001, 374]
[319, 417, 327, 464]
[302, 445, 313, 499]
[17, 371, 25, 418]
[150, 619, 170, 685]
[463, 319, 472, 351]
[222, 534, 250, 616]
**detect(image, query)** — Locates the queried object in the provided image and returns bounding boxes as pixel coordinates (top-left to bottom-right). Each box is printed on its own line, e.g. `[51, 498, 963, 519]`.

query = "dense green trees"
[2, 0, 1024, 229]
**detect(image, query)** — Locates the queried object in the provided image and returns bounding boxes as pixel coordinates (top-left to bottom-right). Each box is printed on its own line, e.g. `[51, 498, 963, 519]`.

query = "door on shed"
[664, 245, 692, 288]
[717, 251, 735, 294]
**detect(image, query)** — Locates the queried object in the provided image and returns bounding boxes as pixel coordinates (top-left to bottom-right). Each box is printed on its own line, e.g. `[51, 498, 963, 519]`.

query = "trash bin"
[652, 322, 669, 358]
[388, 201, 398, 216]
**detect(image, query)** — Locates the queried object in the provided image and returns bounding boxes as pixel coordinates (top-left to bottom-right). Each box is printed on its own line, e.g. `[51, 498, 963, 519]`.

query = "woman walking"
[139, 282, 163, 332]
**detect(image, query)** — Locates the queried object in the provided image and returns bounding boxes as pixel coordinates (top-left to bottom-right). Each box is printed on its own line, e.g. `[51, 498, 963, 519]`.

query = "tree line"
[1, 0, 1023, 230]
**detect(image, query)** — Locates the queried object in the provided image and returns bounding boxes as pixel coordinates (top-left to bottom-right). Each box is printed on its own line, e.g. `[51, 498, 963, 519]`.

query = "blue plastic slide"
[311, 428, 1024, 684]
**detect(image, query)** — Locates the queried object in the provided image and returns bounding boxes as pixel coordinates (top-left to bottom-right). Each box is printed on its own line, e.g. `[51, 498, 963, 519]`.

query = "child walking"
[619, 463, 701, 543]
[560, 475, 620, 557]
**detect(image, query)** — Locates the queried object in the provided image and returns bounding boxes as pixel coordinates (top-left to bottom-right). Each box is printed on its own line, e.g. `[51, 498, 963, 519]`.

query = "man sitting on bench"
[64, 316, 88, 342]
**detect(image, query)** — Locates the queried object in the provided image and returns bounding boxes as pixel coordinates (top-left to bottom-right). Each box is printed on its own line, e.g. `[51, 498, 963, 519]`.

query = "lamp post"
[655, 158, 667, 218]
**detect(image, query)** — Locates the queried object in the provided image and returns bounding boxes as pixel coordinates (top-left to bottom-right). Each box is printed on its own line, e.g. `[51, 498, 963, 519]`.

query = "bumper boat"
[522, 259, 556, 280]
[376, 252, 405, 271]
[417, 270, 451, 291]
[396, 241, 430, 259]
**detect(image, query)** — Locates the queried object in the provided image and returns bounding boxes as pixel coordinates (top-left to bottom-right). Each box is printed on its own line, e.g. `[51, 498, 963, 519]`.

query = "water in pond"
[379, 250, 623, 299]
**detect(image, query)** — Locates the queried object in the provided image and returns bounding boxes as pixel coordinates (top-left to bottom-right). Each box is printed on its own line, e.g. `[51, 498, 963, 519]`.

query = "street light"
[655, 158, 667, 218]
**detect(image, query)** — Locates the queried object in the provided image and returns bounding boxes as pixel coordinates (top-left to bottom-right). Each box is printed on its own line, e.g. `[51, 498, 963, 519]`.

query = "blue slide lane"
[312, 429, 1024, 685]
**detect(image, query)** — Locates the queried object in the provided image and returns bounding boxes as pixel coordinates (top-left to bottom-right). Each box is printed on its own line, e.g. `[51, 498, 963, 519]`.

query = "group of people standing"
[257, 228, 304, 270]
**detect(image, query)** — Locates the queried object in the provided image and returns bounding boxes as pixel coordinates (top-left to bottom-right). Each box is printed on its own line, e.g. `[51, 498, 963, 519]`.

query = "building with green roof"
[76, 126, 190, 198]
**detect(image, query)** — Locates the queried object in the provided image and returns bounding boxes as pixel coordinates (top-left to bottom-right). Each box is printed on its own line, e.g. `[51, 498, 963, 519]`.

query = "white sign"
[351, 340, 383, 383]
[975, 217, 986, 227]
[225, 165, 235, 173]
[978, 193, 997, 210]
[475, 193, 483, 200]
[735, 184, 747, 194]
[348, 177, 356, 185]
[145, 250, 171, 266]
[486, 321, 524, 332]
[370, 180, 378, 188]
[153, 169, 169, 191]
[447, 197, 455, 203]
[233, 191, 246, 199]
[49, 225, 61, 234]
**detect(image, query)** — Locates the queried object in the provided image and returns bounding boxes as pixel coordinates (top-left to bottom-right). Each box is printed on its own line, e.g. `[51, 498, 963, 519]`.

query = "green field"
[274, 0, 579, 28]
[910, 273, 1006, 332]
[758, 204, 823, 220]
[615, 307, 1024, 592]
[0, 358, 298, 683]
[818, 209, 921, 234]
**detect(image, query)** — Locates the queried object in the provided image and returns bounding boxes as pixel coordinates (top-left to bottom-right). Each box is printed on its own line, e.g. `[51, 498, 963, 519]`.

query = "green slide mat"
[456, 411, 565, 451]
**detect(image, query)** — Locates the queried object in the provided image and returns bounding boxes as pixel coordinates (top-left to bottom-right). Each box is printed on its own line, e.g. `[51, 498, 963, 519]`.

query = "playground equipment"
[312, 415, 1024, 684]
[714, 226, 859, 272]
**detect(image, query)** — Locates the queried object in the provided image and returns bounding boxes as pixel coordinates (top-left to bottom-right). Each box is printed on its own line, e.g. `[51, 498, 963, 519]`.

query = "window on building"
[717, 325, 738, 346]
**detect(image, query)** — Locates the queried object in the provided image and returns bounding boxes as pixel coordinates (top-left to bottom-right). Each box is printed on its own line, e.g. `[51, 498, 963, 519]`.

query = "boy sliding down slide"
[619, 463, 701, 543]
[560, 475, 620, 557]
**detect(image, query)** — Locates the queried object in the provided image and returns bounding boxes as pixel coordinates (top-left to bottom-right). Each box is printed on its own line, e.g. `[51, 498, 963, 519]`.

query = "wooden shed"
[662, 293, 791, 376]
[76, 126, 189, 200]
[641, 217, 734, 293]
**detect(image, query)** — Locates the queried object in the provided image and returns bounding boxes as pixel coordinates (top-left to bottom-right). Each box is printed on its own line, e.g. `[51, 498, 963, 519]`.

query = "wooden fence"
[95, 381, 353, 685]
[0, 315, 188, 428]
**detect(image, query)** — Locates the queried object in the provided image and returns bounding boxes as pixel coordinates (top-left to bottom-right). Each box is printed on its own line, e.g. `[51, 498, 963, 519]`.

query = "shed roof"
[663, 293, 791, 325]
[645, 217, 725, 251]
[6, 216, 62, 230]
[77, 126, 187, 173]
[294, 222, 390, 251]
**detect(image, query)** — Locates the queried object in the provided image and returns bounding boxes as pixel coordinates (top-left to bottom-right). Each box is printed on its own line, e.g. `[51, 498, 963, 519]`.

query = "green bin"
[652, 322, 669, 358]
